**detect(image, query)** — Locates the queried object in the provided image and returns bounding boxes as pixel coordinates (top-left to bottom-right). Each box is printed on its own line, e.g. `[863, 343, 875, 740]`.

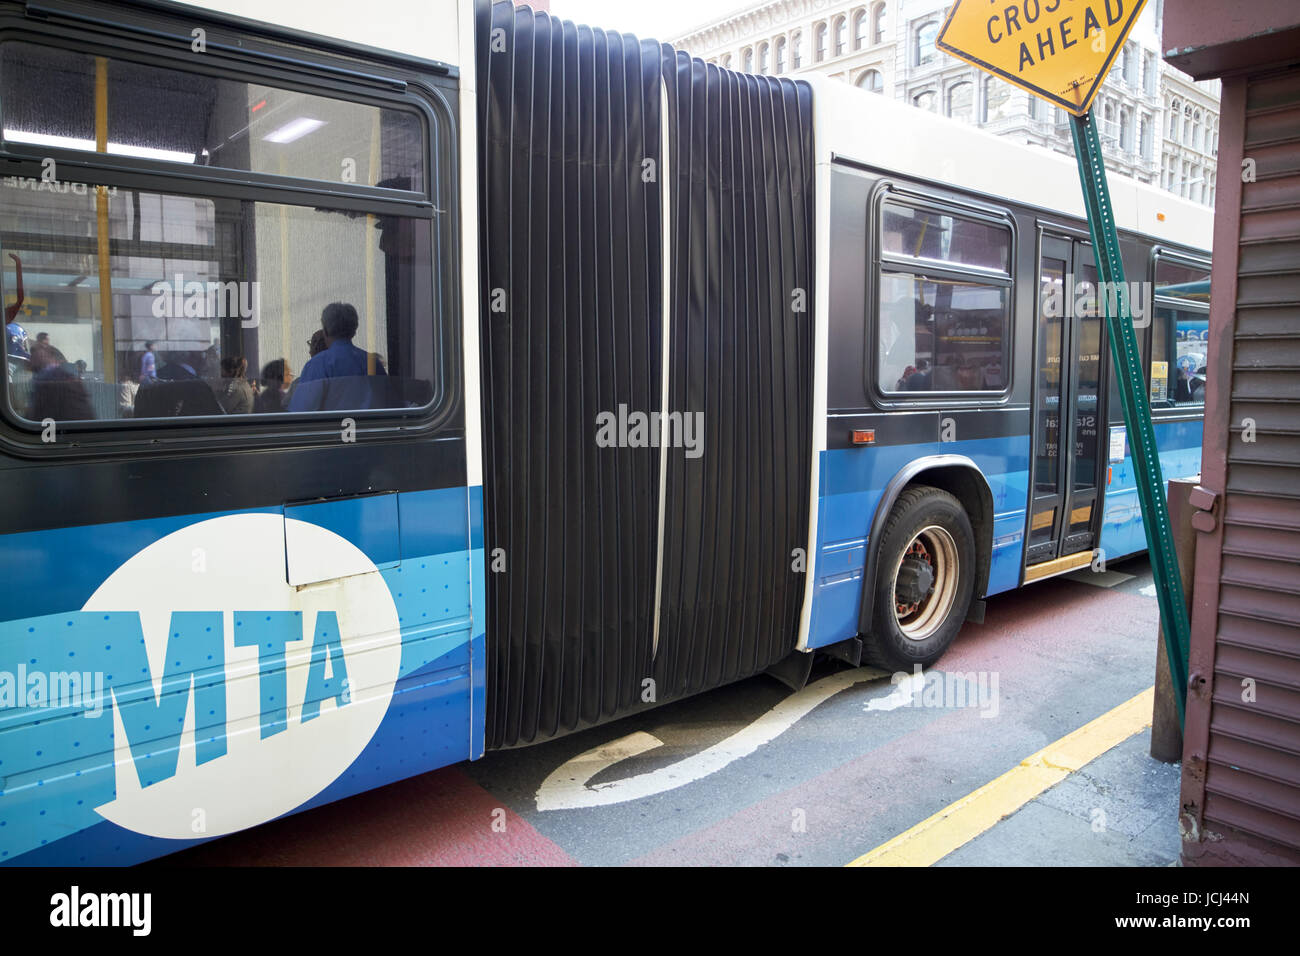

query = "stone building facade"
[672, 0, 1220, 205]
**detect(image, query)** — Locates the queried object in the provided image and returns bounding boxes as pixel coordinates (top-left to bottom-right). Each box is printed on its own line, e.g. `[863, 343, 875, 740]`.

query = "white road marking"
[535, 667, 888, 810]
[863, 669, 926, 712]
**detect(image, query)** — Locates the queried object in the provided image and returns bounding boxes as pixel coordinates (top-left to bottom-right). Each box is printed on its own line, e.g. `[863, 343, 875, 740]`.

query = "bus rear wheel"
[862, 485, 976, 672]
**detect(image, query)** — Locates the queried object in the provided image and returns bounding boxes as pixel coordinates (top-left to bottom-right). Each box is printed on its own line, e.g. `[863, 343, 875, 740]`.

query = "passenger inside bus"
[288, 303, 390, 412]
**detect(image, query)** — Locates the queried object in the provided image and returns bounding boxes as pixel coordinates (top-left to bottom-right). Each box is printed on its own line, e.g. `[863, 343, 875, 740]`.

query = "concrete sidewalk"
[938, 728, 1183, 866]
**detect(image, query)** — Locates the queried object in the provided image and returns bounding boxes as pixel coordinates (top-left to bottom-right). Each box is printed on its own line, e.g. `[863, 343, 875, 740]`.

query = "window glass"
[1034, 259, 1066, 507]
[881, 203, 1010, 272]
[3, 181, 436, 423]
[1, 41, 425, 192]
[1149, 259, 1210, 407]
[1071, 263, 1102, 499]
[947, 82, 973, 122]
[878, 273, 1008, 393]
[915, 22, 938, 66]
[1155, 259, 1210, 302]
[984, 78, 1013, 123]
[857, 70, 883, 93]
[1153, 303, 1209, 406]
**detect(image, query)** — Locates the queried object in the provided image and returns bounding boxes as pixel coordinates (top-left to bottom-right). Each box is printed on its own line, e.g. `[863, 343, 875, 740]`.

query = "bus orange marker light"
[1156, 212, 1166, 222]
[852, 429, 876, 445]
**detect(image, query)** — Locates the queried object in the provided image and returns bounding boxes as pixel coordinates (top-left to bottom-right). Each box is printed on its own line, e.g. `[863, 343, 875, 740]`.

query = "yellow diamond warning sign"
[937, 0, 1147, 116]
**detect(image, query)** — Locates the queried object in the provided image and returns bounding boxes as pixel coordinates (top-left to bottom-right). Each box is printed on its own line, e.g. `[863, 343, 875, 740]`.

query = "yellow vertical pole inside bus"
[365, 111, 380, 374]
[94, 56, 116, 383]
[278, 150, 291, 371]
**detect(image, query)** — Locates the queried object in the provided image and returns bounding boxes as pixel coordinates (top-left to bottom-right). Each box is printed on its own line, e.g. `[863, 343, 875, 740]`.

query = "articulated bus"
[0, 0, 1212, 865]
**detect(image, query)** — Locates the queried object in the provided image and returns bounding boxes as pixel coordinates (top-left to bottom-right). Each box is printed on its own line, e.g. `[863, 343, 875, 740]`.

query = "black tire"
[861, 485, 976, 672]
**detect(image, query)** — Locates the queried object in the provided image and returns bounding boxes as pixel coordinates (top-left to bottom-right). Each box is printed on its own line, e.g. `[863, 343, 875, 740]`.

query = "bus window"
[1, 41, 425, 191]
[0, 39, 444, 426]
[881, 203, 1010, 271]
[1150, 257, 1210, 408]
[2, 188, 436, 422]
[877, 201, 1012, 395]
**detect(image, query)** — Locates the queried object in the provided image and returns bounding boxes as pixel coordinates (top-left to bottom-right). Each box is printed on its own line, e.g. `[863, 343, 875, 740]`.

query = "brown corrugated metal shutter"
[1182, 65, 1300, 864]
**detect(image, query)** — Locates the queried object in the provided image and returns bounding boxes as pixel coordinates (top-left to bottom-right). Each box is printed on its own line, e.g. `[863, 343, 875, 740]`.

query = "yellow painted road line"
[847, 686, 1155, 867]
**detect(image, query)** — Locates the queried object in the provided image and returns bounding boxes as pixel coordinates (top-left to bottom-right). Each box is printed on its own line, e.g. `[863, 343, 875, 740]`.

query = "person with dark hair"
[307, 329, 328, 359]
[29, 332, 67, 370]
[254, 358, 292, 414]
[288, 302, 387, 412]
[30, 362, 94, 421]
[158, 350, 200, 381]
[29, 341, 93, 422]
[215, 354, 254, 414]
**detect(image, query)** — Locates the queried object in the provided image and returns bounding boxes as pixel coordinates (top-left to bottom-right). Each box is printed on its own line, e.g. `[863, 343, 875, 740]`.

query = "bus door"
[1026, 234, 1107, 578]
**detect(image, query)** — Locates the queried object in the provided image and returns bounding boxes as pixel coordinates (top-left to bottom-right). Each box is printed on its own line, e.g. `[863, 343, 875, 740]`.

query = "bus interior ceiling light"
[262, 117, 326, 144]
[3, 129, 196, 163]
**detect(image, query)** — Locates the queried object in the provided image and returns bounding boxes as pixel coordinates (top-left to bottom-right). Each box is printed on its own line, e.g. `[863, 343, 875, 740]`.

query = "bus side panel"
[807, 433, 1029, 650]
[0, 487, 476, 866]
[1099, 418, 1204, 561]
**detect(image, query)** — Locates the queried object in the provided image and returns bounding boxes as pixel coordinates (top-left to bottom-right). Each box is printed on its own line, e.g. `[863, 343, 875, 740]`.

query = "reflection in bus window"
[877, 201, 1012, 395]
[881, 203, 1010, 271]
[879, 274, 1008, 393]
[1150, 258, 1210, 407]
[0, 37, 442, 425]
[0, 42, 425, 191]
[1, 183, 435, 422]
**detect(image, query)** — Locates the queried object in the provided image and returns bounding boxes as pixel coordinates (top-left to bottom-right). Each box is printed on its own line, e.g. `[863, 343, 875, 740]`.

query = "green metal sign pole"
[1069, 109, 1189, 726]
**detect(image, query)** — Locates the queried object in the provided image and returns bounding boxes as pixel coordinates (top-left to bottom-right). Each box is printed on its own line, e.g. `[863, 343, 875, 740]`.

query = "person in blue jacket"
[288, 302, 388, 412]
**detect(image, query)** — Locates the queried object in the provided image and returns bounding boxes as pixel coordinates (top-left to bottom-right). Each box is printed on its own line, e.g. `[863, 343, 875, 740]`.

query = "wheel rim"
[893, 525, 959, 642]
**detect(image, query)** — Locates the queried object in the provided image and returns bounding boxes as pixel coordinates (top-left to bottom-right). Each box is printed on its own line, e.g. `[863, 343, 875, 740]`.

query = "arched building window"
[854, 9, 869, 49]
[915, 21, 938, 67]
[758, 41, 769, 74]
[742, 46, 753, 72]
[775, 37, 787, 74]
[872, 2, 886, 44]
[834, 16, 848, 56]
[815, 23, 828, 62]
[913, 89, 936, 112]
[983, 76, 1012, 123]
[947, 81, 973, 122]
[857, 69, 883, 93]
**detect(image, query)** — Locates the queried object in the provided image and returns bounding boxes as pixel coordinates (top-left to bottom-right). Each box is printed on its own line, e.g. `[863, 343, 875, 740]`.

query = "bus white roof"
[806, 74, 1214, 253]
[172, 0, 464, 69]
